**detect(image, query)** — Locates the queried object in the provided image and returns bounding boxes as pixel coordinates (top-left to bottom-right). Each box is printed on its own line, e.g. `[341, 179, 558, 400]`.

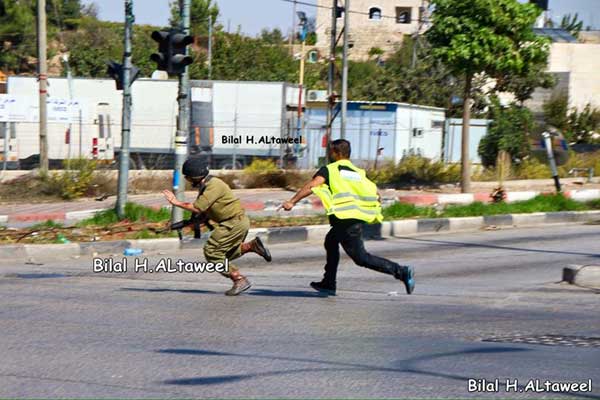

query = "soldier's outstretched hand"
[163, 190, 177, 205]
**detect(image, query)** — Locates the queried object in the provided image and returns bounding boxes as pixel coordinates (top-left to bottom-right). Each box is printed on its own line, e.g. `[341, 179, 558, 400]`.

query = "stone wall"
[547, 43, 600, 111]
[315, 0, 429, 60]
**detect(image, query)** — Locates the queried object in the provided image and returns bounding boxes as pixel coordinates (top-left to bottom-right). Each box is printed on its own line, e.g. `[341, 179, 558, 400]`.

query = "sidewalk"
[1, 185, 600, 227]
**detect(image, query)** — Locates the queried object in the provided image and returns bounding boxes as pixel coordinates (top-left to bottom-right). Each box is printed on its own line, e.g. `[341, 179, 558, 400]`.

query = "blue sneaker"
[403, 266, 415, 294]
[395, 265, 415, 294]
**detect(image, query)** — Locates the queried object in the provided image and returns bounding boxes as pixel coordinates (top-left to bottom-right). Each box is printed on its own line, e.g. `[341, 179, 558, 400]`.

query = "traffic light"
[169, 31, 194, 75]
[150, 29, 194, 76]
[106, 60, 140, 90]
[150, 30, 170, 71]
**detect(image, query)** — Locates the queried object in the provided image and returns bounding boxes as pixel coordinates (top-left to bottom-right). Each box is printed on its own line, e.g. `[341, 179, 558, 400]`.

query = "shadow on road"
[247, 288, 329, 298]
[120, 287, 215, 295]
[400, 237, 600, 259]
[121, 287, 330, 298]
[155, 346, 597, 398]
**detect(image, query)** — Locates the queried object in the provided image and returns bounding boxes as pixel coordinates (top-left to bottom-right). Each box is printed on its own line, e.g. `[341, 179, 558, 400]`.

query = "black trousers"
[322, 220, 400, 284]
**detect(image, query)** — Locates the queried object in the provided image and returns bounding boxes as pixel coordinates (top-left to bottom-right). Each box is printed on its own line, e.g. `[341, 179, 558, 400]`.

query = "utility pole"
[325, 0, 338, 153]
[340, 0, 349, 139]
[296, 12, 308, 159]
[116, 0, 135, 218]
[289, 0, 297, 55]
[37, 0, 49, 174]
[62, 55, 74, 162]
[208, 14, 213, 80]
[171, 0, 192, 223]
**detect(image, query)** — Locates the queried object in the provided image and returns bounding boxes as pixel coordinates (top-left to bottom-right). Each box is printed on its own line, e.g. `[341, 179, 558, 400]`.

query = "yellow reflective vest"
[311, 159, 383, 224]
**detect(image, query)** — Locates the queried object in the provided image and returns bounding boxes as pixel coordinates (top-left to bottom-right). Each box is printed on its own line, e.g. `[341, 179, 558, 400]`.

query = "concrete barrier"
[563, 265, 600, 290]
[449, 216, 484, 231]
[483, 214, 514, 226]
[391, 220, 418, 236]
[512, 213, 547, 226]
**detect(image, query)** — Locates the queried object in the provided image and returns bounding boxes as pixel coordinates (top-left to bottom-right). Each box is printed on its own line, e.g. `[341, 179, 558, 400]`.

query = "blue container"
[124, 248, 144, 256]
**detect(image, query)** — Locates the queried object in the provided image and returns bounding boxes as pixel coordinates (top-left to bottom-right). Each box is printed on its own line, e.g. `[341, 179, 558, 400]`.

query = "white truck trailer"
[3, 76, 302, 169]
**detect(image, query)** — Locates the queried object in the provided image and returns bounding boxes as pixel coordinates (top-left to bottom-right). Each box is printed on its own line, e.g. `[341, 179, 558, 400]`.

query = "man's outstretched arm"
[162, 190, 202, 214]
[279, 176, 325, 211]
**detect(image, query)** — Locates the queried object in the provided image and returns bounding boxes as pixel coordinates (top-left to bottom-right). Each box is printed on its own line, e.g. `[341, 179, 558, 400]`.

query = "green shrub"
[441, 194, 585, 217]
[242, 158, 285, 188]
[78, 203, 171, 225]
[558, 151, 600, 178]
[513, 158, 551, 180]
[478, 101, 534, 167]
[42, 158, 97, 200]
[30, 220, 64, 230]
[243, 159, 279, 174]
[368, 156, 461, 188]
[382, 202, 437, 219]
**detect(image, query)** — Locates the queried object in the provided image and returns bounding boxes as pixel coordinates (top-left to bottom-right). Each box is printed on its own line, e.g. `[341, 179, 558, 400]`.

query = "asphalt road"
[0, 225, 599, 399]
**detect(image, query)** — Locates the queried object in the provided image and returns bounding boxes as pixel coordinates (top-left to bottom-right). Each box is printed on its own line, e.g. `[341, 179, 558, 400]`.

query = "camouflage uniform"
[193, 176, 249, 276]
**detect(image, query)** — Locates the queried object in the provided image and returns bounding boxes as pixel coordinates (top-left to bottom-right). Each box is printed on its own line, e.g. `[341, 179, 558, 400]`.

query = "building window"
[396, 7, 411, 24]
[369, 7, 382, 20]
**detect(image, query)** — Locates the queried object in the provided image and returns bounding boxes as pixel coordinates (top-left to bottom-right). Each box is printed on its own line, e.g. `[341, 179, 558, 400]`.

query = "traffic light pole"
[116, 0, 134, 219]
[171, 0, 191, 224]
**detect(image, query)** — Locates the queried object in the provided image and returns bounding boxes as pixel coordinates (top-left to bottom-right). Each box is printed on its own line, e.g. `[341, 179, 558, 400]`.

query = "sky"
[82, 0, 599, 36]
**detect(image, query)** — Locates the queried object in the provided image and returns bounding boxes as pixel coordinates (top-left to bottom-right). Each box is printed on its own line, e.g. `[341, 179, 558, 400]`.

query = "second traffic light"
[151, 29, 194, 76]
[106, 60, 140, 90]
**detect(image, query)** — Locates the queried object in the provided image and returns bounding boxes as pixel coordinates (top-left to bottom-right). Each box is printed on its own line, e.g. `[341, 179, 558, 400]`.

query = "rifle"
[169, 213, 214, 240]
[158, 176, 215, 240]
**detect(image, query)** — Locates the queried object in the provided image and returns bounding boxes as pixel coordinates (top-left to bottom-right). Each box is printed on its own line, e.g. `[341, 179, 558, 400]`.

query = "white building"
[3, 77, 302, 169]
[304, 100, 445, 167]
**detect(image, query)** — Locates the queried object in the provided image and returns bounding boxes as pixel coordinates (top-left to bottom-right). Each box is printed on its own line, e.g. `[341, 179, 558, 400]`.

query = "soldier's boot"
[241, 237, 272, 262]
[310, 280, 336, 296]
[225, 271, 252, 296]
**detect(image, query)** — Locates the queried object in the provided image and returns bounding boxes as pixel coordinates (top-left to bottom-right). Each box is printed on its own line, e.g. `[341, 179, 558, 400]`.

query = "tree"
[542, 92, 570, 132]
[426, 0, 550, 192]
[0, 0, 37, 73]
[47, 0, 82, 29]
[64, 18, 158, 78]
[494, 63, 555, 104]
[259, 28, 285, 45]
[348, 36, 488, 117]
[569, 104, 600, 144]
[478, 100, 534, 167]
[169, 0, 218, 37]
[560, 13, 583, 39]
[205, 32, 297, 82]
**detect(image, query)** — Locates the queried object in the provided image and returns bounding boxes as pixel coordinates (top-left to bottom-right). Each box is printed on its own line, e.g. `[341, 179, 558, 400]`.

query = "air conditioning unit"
[307, 90, 328, 102]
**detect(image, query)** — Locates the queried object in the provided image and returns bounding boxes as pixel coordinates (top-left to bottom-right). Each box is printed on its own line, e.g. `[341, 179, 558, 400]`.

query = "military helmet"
[182, 156, 209, 179]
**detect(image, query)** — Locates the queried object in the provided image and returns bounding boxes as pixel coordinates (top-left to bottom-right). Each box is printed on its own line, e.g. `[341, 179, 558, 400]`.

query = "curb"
[563, 265, 600, 290]
[3, 189, 600, 227]
[396, 189, 600, 206]
[2, 210, 600, 263]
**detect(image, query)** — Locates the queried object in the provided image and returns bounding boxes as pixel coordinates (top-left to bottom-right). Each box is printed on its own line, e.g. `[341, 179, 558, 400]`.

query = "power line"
[279, 0, 430, 24]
